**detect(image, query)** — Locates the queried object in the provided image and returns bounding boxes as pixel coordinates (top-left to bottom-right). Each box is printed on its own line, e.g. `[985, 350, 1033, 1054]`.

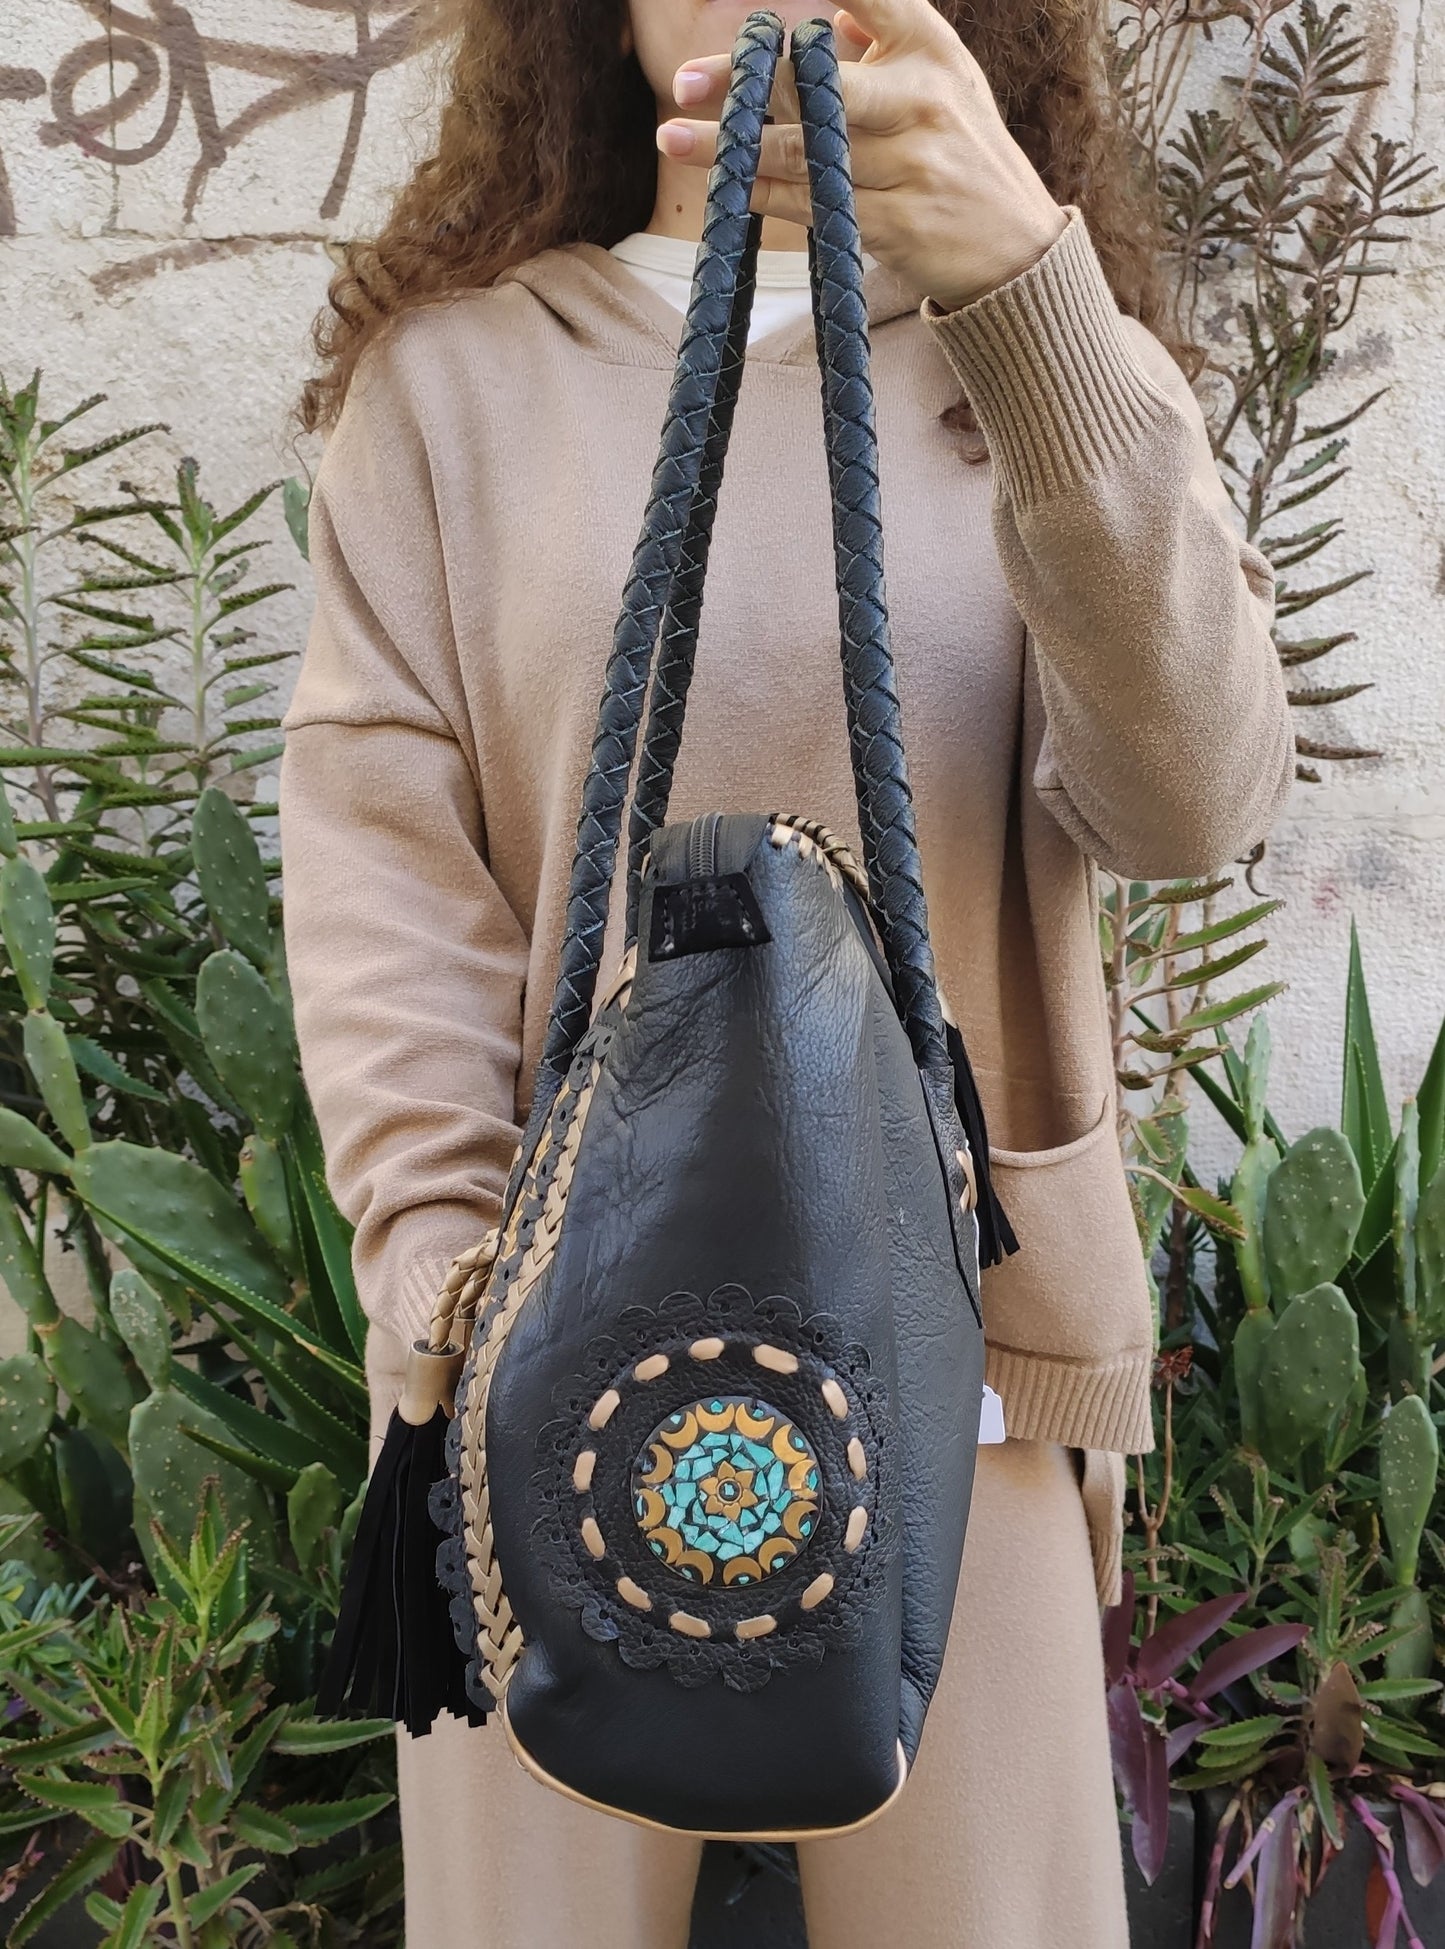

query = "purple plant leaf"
[1167, 1720, 1203, 1769]
[1103, 1569, 1135, 1686]
[1395, 1787, 1445, 1889]
[1248, 1792, 1302, 1949]
[1227, 1788, 1301, 1889]
[1190, 1622, 1310, 1704]
[1108, 1680, 1149, 1814]
[1134, 1724, 1172, 1887]
[1198, 1796, 1242, 1948]
[1136, 1591, 1247, 1689]
[1353, 1796, 1427, 1949]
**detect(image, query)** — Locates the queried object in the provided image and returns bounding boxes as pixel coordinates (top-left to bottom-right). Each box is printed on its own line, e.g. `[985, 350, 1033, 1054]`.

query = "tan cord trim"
[566, 1332, 856, 1627]
[956, 1146, 977, 1213]
[767, 814, 871, 907]
[588, 1388, 622, 1430]
[457, 1056, 604, 1702]
[425, 1228, 502, 1355]
[753, 1344, 799, 1376]
[595, 942, 638, 1017]
[820, 1378, 848, 1419]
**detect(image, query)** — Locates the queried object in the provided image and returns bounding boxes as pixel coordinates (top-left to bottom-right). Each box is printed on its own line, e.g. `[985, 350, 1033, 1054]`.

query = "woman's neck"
[647, 153, 810, 253]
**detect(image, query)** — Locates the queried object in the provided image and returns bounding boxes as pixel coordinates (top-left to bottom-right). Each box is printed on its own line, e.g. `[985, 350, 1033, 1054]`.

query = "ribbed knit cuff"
[984, 1341, 1155, 1455]
[919, 205, 1174, 509]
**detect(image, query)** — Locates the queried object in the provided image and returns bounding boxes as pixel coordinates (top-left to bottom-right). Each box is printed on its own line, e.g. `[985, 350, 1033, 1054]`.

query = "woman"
[279, 1, 1295, 1943]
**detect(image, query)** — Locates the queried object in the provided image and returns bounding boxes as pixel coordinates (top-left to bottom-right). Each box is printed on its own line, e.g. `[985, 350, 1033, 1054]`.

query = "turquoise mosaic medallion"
[631, 1396, 820, 1586]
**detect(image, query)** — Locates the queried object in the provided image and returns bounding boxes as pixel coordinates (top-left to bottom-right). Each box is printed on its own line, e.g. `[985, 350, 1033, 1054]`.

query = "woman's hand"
[656, 0, 1067, 314]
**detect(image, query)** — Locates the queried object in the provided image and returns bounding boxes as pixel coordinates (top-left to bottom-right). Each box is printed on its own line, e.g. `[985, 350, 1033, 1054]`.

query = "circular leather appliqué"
[632, 1396, 819, 1586]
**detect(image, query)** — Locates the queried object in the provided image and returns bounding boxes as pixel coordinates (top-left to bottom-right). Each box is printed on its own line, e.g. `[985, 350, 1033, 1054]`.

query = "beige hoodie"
[278, 205, 1295, 1460]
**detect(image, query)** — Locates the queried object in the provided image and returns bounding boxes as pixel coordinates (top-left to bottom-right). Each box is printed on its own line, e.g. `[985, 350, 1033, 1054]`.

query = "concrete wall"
[0, 0, 1442, 1208]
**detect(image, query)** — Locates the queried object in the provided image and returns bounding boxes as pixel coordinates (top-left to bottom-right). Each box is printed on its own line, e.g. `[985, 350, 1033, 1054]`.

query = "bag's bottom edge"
[499, 1696, 909, 1841]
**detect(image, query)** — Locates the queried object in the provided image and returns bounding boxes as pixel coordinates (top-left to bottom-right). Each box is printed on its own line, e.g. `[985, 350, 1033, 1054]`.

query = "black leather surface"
[491, 828, 956, 1829]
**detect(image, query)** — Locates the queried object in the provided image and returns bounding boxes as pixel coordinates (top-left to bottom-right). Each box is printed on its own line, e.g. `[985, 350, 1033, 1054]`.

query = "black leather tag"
[648, 873, 772, 961]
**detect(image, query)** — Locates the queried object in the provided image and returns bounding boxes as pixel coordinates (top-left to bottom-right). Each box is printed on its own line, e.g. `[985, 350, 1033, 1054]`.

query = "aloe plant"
[0, 1498, 398, 1947]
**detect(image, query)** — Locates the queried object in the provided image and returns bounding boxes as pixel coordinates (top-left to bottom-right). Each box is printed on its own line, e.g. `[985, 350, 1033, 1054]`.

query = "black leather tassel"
[944, 1018, 1019, 1270]
[317, 1402, 486, 1738]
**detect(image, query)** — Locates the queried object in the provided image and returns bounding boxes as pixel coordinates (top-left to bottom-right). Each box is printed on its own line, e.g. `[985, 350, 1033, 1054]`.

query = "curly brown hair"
[300, 0, 1177, 434]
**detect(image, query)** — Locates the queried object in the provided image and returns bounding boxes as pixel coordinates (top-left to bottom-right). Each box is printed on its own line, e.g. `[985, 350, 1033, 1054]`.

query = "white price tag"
[978, 1384, 1006, 1445]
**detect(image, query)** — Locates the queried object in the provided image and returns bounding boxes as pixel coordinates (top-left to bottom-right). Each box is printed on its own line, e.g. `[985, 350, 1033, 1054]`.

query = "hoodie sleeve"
[919, 205, 1295, 880]
[279, 335, 528, 1351]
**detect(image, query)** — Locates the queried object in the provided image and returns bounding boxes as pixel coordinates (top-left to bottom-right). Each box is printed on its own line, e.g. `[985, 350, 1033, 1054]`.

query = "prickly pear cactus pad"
[0, 1352, 54, 1476]
[1257, 1281, 1363, 1467]
[1262, 1128, 1365, 1304]
[1379, 1392, 1439, 1587]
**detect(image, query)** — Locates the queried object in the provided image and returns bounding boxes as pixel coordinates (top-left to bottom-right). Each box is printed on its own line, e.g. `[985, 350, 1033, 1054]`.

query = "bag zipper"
[687, 811, 722, 879]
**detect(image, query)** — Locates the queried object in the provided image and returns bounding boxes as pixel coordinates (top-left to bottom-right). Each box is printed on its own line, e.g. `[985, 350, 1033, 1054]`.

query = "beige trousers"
[372, 1317, 1129, 1949]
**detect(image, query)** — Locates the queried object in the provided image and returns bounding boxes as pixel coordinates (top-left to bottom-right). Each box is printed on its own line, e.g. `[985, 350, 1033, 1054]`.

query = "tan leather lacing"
[454, 1053, 605, 1700]
[425, 1233, 501, 1355]
[767, 814, 871, 906]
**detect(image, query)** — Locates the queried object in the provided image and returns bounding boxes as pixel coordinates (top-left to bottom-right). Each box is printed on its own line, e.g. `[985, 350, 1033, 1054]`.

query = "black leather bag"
[319, 7, 1015, 1840]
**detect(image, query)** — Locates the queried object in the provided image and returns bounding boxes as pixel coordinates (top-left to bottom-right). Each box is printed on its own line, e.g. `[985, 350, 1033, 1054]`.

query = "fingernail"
[656, 122, 696, 157]
[673, 67, 709, 104]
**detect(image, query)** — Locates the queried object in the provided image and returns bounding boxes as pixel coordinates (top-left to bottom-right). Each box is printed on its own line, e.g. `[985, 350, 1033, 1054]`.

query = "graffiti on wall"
[0, 0, 439, 236]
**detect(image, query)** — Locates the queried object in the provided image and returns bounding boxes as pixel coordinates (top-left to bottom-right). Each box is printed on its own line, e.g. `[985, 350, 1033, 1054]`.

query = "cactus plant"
[1387, 1097, 1431, 1398]
[128, 1383, 273, 1577]
[1262, 1128, 1365, 1304]
[34, 1312, 141, 1454]
[109, 1269, 173, 1393]
[239, 1130, 299, 1269]
[1415, 1153, 1445, 1341]
[69, 1139, 294, 1318]
[21, 1009, 91, 1152]
[1256, 1282, 1363, 1468]
[1232, 1131, 1280, 1316]
[193, 784, 275, 968]
[0, 1189, 59, 1324]
[288, 1460, 343, 1573]
[0, 853, 55, 1009]
[0, 1352, 54, 1474]
[0, 1105, 71, 1176]
[196, 946, 299, 1139]
[1380, 1393, 1438, 1588]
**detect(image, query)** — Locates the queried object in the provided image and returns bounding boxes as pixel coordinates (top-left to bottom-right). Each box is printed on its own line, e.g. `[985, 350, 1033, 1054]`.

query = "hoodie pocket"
[981, 1093, 1153, 1373]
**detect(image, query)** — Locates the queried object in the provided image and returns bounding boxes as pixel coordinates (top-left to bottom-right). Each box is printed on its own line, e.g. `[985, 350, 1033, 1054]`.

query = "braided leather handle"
[622, 227, 760, 942]
[540, 10, 948, 1084]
